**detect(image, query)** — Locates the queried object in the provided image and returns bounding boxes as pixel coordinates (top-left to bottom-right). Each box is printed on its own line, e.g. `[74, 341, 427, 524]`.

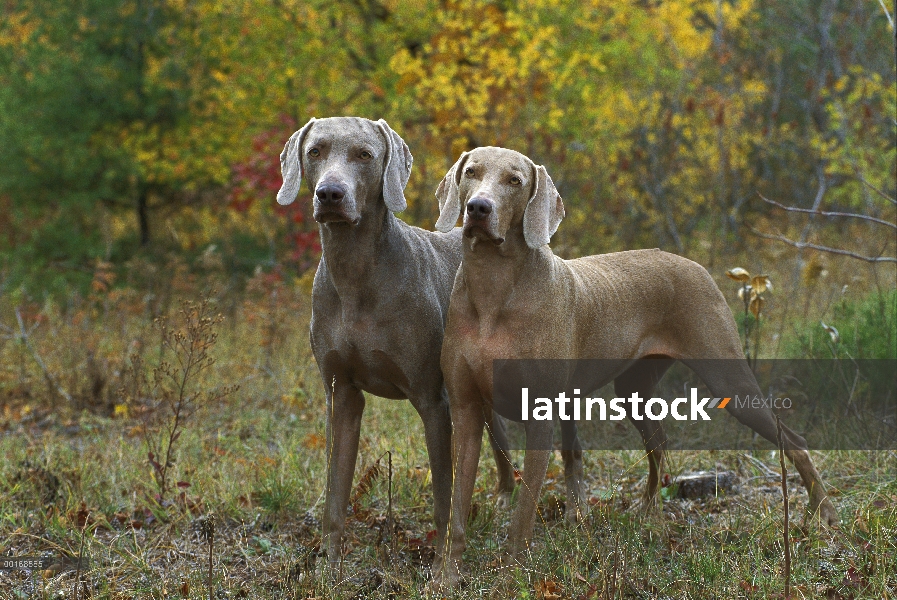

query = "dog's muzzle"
[313, 182, 359, 225]
[463, 197, 503, 245]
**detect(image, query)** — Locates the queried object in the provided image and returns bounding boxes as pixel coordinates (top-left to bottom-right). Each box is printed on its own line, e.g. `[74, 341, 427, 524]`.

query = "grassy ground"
[1, 264, 895, 599]
[2, 399, 895, 598]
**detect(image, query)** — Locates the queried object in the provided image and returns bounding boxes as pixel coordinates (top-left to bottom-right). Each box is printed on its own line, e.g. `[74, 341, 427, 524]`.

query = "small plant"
[198, 513, 216, 600]
[124, 296, 237, 502]
[726, 267, 771, 366]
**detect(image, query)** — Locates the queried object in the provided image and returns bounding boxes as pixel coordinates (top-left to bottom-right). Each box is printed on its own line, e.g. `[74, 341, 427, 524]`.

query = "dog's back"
[567, 249, 741, 360]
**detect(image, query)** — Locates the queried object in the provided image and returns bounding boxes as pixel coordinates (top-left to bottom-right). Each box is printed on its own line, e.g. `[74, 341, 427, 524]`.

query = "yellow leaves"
[0, 11, 38, 49]
[749, 295, 765, 319]
[77, 16, 94, 33]
[742, 79, 768, 97]
[295, 269, 316, 296]
[729, 268, 771, 319]
[719, 0, 758, 29]
[547, 107, 565, 130]
[393, 0, 562, 144]
[726, 267, 751, 282]
[652, 0, 714, 65]
[751, 275, 771, 295]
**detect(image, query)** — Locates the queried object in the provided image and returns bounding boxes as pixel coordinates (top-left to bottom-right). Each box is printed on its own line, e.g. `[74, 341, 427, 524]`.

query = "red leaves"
[349, 459, 384, 516]
[68, 502, 95, 529]
[534, 579, 563, 599]
[301, 432, 326, 450]
[230, 115, 296, 211]
[229, 117, 293, 208]
[113, 506, 156, 530]
[228, 114, 320, 263]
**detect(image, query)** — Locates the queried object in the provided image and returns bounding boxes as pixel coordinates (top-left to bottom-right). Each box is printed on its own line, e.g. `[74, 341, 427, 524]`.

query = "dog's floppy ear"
[434, 151, 469, 233]
[523, 163, 565, 249]
[277, 118, 316, 206]
[376, 119, 413, 213]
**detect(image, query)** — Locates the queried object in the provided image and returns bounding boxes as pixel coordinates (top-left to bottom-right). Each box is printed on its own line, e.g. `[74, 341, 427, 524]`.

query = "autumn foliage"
[0, 0, 892, 291]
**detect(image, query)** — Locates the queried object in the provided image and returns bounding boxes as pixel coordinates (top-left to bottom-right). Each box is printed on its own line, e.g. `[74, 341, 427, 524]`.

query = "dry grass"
[0, 261, 895, 599]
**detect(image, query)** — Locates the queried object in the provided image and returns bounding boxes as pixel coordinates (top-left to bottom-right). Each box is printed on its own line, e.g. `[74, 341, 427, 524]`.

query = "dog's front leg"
[428, 383, 484, 591]
[507, 422, 553, 559]
[413, 388, 453, 552]
[322, 378, 366, 572]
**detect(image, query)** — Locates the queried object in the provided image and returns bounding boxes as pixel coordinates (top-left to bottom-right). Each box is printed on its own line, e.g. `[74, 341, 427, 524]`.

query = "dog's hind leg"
[507, 422, 553, 559]
[614, 358, 673, 509]
[684, 359, 839, 527]
[559, 420, 585, 522]
[485, 411, 516, 508]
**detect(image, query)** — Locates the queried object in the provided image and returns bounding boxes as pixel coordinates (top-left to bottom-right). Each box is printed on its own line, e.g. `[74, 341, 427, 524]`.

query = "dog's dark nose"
[316, 183, 346, 205]
[466, 197, 493, 219]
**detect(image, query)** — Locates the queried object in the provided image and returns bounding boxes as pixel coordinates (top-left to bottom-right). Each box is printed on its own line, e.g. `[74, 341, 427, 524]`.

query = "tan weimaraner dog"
[276, 118, 516, 573]
[428, 146, 839, 589]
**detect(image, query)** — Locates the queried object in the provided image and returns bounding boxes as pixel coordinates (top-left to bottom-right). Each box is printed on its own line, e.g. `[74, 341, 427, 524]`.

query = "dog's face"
[276, 117, 413, 226]
[302, 118, 384, 225]
[435, 146, 564, 250]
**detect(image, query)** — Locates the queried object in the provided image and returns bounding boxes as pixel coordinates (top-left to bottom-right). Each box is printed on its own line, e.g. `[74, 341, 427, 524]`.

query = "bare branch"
[758, 194, 896, 229]
[15, 308, 73, 402]
[747, 227, 897, 263]
[877, 0, 895, 31]
[858, 177, 897, 205]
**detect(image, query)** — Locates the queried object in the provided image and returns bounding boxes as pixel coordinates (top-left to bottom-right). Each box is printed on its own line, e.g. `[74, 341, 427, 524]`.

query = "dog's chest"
[312, 306, 423, 399]
[453, 320, 519, 398]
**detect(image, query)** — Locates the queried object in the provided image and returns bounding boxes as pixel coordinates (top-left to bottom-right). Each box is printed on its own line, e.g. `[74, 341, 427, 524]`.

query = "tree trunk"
[137, 186, 150, 246]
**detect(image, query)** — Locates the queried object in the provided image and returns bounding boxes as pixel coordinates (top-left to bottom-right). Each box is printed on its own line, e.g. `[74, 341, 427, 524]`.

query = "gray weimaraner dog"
[276, 118, 515, 572]
[428, 146, 839, 589]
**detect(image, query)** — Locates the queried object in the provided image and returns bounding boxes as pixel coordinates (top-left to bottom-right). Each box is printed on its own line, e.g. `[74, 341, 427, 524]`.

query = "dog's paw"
[564, 485, 586, 524]
[563, 497, 585, 524]
[495, 491, 513, 510]
[425, 560, 463, 596]
[565, 506, 586, 525]
[313, 559, 342, 587]
[807, 495, 840, 529]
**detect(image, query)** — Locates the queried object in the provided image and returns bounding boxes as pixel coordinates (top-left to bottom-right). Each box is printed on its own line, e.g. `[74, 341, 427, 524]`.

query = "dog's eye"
[360, 150, 372, 160]
[509, 176, 522, 185]
[464, 167, 475, 176]
[308, 148, 320, 158]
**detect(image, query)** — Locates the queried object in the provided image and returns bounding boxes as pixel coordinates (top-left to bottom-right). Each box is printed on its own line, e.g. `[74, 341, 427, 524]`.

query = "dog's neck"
[460, 229, 554, 332]
[319, 200, 398, 304]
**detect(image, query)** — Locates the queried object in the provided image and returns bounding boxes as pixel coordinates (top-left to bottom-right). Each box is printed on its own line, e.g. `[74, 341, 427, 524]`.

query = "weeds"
[125, 296, 238, 502]
[726, 267, 771, 365]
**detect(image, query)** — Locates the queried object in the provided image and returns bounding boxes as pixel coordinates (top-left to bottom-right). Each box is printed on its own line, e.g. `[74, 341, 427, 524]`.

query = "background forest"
[1, 0, 894, 293]
[0, 1, 895, 598]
